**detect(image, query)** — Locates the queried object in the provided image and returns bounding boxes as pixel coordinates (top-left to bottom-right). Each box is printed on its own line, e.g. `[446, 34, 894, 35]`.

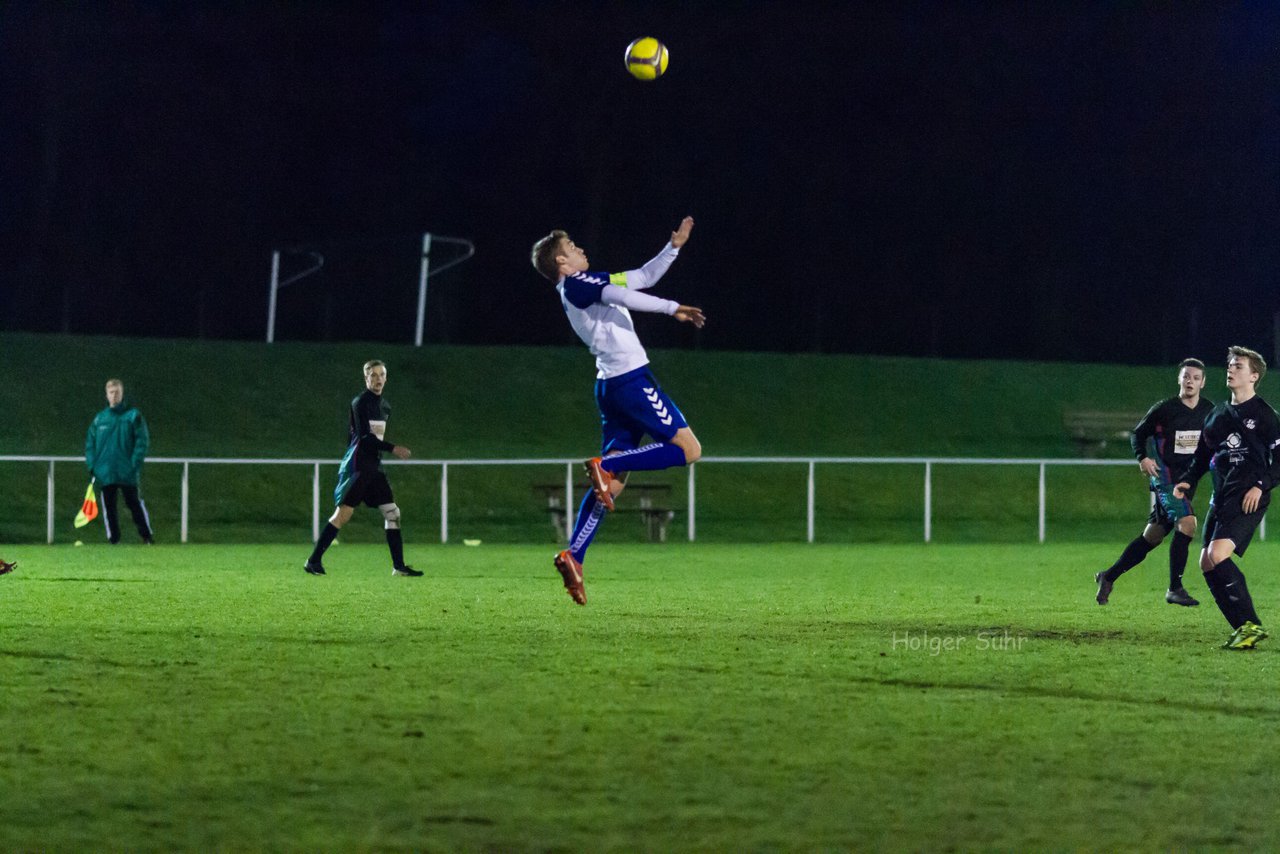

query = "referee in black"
[1095, 358, 1212, 607]
[1174, 346, 1280, 650]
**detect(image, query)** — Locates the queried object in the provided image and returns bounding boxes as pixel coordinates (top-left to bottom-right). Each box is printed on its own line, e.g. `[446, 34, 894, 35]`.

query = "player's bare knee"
[677, 434, 702, 464]
[1176, 517, 1197, 537]
[329, 506, 354, 528]
[1142, 524, 1165, 546]
[379, 503, 401, 530]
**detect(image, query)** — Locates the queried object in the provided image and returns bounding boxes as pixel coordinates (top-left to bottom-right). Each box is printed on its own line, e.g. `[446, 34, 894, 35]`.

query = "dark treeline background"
[2, 2, 1277, 364]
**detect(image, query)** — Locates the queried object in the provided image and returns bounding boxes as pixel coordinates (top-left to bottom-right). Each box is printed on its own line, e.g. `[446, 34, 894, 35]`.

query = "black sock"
[386, 528, 405, 568]
[1104, 536, 1157, 582]
[1221, 558, 1261, 626]
[1168, 531, 1193, 590]
[309, 523, 339, 563]
[1203, 563, 1246, 629]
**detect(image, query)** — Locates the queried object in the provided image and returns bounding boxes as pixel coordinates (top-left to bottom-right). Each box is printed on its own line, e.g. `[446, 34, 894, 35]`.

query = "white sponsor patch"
[369, 420, 387, 440]
[1173, 430, 1200, 454]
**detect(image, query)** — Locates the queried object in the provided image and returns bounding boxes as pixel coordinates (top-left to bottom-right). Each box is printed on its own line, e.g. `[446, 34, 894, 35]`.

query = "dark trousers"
[101, 484, 153, 544]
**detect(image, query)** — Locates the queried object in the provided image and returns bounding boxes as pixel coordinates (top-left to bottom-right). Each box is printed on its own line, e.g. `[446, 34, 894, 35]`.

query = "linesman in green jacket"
[85, 378, 154, 544]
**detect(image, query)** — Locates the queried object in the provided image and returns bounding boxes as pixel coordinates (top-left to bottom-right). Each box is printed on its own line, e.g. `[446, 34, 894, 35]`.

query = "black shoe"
[392, 565, 423, 577]
[304, 560, 326, 576]
[1165, 587, 1199, 607]
[1095, 571, 1113, 605]
[143, 537, 154, 545]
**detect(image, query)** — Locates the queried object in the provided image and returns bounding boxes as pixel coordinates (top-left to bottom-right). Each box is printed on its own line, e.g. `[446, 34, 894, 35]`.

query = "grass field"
[3, 541, 1278, 850]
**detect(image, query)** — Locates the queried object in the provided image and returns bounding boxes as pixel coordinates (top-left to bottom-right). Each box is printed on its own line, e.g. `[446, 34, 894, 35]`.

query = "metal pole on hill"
[265, 249, 325, 343]
[414, 232, 475, 346]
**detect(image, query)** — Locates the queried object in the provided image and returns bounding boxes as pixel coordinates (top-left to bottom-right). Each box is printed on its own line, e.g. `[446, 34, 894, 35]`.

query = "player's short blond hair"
[531, 230, 569, 281]
[1228, 346, 1266, 384]
[363, 360, 386, 376]
[105, 378, 123, 389]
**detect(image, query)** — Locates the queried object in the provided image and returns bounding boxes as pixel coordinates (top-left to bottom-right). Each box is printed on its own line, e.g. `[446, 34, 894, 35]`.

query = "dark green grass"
[3, 542, 1278, 851]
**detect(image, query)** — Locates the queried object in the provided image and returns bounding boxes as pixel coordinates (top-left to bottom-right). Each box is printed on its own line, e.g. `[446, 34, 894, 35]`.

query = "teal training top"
[85, 402, 150, 486]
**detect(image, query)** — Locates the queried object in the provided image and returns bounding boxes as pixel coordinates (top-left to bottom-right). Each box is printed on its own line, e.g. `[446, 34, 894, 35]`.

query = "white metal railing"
[4, 454, 1228, 546]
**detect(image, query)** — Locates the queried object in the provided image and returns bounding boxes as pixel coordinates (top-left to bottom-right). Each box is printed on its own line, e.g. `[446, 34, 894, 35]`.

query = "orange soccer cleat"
[584, 457, 616, 512]
[554, 550, 586, 606]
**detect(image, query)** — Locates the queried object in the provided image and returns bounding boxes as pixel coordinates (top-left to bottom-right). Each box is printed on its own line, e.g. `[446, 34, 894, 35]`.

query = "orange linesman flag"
[74, 481, 99, 528]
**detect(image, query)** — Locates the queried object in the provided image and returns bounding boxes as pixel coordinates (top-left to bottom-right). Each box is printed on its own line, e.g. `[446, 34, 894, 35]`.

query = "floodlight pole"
[414, 232, 475, 346]
[415, 233, 433, 346]
[267, 251, 281, 344]
[266, 249, 325, 343]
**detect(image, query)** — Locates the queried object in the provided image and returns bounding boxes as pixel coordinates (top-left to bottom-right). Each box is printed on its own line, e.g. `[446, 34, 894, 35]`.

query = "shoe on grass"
[1165, 587, 1199, 607]
[303, 560, 326, 576]
[0, 558, 16, 576]
[554, 549, 586, 606]
[1224, 621, 1268, 650]
[392, 565, 423, 577]
[1094, 571, 1113, 605]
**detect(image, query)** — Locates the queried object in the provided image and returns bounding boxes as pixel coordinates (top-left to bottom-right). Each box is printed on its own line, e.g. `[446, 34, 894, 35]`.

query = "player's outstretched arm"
[671, 216, 694, 248]
[674, 305, 705, 328]
[391, 445, 411, 460]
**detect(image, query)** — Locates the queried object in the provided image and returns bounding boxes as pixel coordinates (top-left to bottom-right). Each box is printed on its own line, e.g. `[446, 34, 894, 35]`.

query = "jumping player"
[304, 360, 422, 577]
[1173, 346, 1280, 649]
[530, 216, 705, 605]
[1094, 358, 1212, 607]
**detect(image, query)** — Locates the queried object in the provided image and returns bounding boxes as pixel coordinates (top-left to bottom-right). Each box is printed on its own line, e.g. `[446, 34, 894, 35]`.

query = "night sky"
[2, 2, 1277, 364]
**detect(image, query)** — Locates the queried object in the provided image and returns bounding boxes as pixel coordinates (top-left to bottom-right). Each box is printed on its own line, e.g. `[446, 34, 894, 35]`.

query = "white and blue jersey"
[556, 241, 689, 450]
[556, 242, 681, 379]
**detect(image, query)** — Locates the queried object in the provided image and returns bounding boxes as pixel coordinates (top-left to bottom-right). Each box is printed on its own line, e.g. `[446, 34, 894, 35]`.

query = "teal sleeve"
[85, 419, 96, 474]
[132, 414, 150, 470]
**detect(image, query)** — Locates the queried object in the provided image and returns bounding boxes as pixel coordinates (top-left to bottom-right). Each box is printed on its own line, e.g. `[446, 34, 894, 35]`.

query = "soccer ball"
[624, 37, 669, 80]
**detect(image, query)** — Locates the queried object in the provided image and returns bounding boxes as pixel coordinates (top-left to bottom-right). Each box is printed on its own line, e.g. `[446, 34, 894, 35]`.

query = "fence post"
[47, 460, 55, 544]
[440, 462, 449, 543]
[312, 463, 321, 543]
[181, 462, 190, 544]
[564, 462, 574, 541]
[806, 461, 815, 543]
[688, 463, 696, 542]
[1038, 462, 1046, 543]
[923, 461, 932, 544]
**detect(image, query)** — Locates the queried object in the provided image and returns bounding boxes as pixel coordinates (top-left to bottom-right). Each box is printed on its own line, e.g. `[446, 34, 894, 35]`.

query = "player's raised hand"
[671, 216, 694, 248]
[674, 305, 705, 328]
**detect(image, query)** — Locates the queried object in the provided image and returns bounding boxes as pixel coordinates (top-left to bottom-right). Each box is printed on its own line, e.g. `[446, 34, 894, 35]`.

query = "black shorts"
[1203, 498, 1267, 557]
[339, 470, 394, 508]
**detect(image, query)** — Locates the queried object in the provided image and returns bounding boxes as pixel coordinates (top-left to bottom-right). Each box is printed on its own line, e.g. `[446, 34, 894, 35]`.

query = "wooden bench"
[1063, 410, 1139, 457]
[533, 482, 675, 542]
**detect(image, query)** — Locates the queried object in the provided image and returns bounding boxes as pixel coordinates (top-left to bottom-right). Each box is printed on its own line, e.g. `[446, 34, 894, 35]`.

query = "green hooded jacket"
[85, 401, 150, 486]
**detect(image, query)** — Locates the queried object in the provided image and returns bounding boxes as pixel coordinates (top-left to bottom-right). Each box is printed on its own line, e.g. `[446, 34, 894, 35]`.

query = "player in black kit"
[304, 360, 422, 577]
[1173, 346, 1280, 650]
[1095, 359, 1213, 607]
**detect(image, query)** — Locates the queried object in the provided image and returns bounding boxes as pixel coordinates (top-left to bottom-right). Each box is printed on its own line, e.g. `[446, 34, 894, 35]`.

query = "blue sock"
[601, 442, 686, 473]
[569, 492, 607, 563]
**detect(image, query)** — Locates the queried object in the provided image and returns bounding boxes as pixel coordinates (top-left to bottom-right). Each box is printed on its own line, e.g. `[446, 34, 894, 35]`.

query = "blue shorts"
[594, 366, 688, 454]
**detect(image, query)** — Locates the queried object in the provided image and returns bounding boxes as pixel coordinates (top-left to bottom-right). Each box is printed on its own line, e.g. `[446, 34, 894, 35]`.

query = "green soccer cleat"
[1223, 621, 1269, 650]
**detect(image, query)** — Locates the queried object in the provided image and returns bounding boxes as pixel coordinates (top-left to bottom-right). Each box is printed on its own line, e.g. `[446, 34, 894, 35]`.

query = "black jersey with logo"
[1131, 396, 1214, 481]
[345, 390, 394, 473]
[1181, 395, 1280, 506]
